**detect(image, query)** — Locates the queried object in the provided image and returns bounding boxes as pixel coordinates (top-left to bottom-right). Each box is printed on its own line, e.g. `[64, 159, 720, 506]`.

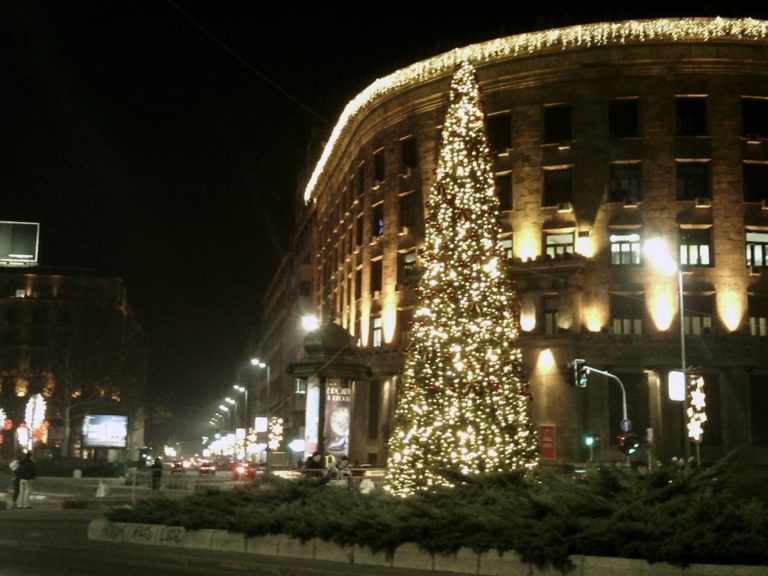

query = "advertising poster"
[82, 415, 128, 448]
[303, 377, 320, 456]
[539, 425, 556, 460]
[324, 378, 351, 456]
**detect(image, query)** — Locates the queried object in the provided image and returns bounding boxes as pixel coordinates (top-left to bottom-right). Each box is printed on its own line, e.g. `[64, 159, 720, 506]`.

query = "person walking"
[16, 452, 35, 508]
[9, 455, 20, 507]
[151, 457, 163, 490]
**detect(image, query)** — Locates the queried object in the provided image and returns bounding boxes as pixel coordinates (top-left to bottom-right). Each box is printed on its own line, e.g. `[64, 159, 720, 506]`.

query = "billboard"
[0, 221, 40, 265]
[82, 415, 128, 448]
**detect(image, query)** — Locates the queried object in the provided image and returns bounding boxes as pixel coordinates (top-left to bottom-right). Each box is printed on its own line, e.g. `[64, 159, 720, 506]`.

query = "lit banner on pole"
[303, 376, 320, 456]
[324, 378, 351, 456]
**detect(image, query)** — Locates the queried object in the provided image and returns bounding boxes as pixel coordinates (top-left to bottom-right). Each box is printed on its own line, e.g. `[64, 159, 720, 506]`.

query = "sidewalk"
[1, 476, 199, 510]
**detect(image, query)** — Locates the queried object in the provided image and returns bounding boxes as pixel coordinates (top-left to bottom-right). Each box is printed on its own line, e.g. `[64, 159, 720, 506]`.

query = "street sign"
[620, 418, 632, 432]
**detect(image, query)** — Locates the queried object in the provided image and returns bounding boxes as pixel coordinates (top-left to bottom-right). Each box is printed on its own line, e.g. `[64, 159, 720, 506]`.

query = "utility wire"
[166, 0, 330, 125]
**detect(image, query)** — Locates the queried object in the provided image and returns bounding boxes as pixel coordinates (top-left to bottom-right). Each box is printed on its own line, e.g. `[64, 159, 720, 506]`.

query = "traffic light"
[568, 358, 588, 387]
[584, 432, 601, 447]
[618, 433, 640, 456]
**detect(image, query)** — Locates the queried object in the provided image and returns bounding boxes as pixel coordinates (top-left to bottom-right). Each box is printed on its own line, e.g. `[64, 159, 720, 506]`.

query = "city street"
[0, 508, 451, 576]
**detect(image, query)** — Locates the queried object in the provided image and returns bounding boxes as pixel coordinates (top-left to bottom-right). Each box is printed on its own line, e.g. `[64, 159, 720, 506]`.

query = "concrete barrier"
[353, 544, 392, 567]
[477, 549, 529, 576]
[279, 536, 315, 559]
[246, 534, 281, 556]
[210, 530, 246, 552]
[392, 542, 433, 571]
[434, 547, 479, 573]
[313, 539, 354, 563]
[124, 523, 160, 545]
[87, 520, 768, 576]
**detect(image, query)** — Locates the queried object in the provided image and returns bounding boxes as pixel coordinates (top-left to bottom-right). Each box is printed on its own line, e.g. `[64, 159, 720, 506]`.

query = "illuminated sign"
[0, 221, 40, 265]
[82, 415, 128, 448]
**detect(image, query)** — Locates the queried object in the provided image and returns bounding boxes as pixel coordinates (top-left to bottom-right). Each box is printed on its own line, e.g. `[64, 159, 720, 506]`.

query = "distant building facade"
[274, 18, 768, 467]
[0, 266, 147, 460]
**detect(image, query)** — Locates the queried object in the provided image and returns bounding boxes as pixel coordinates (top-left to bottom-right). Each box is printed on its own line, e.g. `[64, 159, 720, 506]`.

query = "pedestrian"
[16, 452, 35, 508]
[9, 455, 20, 507]
[151, 457, 163, 490]
[327, 455, 351, 485]
[303, 451, 325, 478]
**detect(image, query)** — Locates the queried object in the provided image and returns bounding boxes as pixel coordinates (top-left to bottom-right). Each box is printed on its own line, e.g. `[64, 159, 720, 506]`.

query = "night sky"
[2, 2, 764, 443]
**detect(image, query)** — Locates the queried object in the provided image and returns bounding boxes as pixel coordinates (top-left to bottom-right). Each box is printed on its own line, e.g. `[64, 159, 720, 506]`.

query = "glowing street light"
[644, 237, 693, 462]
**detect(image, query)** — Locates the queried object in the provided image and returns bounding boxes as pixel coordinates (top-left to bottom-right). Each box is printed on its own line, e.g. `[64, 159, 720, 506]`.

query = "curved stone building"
[285, 18, 768, 467]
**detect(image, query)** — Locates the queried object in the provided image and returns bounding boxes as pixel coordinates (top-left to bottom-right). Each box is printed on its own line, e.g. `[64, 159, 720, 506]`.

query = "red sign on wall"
[539, 425, 556, 460]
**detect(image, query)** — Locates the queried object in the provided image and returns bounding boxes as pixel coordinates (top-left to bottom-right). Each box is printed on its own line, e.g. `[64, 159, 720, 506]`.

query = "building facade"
[0, 266, 147, 461]
[285, 18, 768, 467]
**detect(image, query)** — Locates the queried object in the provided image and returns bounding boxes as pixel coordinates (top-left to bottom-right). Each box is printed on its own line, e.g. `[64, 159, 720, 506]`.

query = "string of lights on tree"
[384, 61, 538, 497]
[305, 17, 768, 203]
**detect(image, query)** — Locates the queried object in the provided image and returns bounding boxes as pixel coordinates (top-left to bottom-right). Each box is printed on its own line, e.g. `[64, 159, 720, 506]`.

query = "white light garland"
[304, 17, 768, 204]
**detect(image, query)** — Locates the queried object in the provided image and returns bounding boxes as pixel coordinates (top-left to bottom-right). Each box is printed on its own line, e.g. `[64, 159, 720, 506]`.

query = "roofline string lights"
[303, 17, 768, 204]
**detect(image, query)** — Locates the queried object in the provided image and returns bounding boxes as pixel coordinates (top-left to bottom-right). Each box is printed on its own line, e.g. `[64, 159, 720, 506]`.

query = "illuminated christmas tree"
[385, 61, 538, 497]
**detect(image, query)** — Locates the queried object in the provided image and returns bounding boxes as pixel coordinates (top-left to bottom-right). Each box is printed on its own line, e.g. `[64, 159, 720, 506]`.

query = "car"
[231, 461, 257, 480]
[198, 460, 216, 475]
[170, 460, 185, 474]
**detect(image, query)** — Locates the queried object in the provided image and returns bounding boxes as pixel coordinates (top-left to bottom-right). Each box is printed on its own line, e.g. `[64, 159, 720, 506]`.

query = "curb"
[88, 519, 767, 576]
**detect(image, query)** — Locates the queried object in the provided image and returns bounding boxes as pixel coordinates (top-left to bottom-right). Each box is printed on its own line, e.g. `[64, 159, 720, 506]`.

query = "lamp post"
[233, 385, 248, 429]
[218, 404, 230, 430]
[251, 357, 271, 462]
[644, 238, 691, 462]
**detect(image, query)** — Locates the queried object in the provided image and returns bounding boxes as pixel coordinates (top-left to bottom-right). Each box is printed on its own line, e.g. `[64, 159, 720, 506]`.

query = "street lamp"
[233, 384, 248, 428]
[250, 357, 271, 463]
[644, 237, 691, 462]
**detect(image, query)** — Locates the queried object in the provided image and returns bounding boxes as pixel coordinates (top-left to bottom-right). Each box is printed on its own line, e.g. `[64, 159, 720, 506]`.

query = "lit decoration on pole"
[687, 376, 707, 443]
[24, 394, 48, 446]
[384, 61, 538, 497]
[268, 416, 284, 451]
[304, 18, 768, 204]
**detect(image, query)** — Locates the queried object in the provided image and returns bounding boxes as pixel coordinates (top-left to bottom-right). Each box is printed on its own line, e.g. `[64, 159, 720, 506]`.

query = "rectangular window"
[398, 250, 418, 285]
[747, 231, 768, 268]
[543, 105, 572, 143]
[373, 149, 385, 184]
[545, 232, 574, 258]
[676, 162, 710, 201]
[368, 380, 381, 439]
[542, 167, 573, 207]
[742, 98, 768, 139]
[371, 203, 384, 238]
[610, 231, 642, 265]
[749, 375, 768, 446]
[355, 268, 362, 301]
[372, 316, 383, 347]
[679, 228, 712, 267]
[676, 97, 707, 136]
[398, 309, 412, 347]
[748, 295, 768, 336]
[743, 163, 768, 203]
[500, 236, 513, 260]
[609, 163, 642, 203]
[370, 259, 382, 294]
[543, 295, 558, 335]
[495, 172, 513, 211]
[355, 164, 365, 197]
[355, 214, 364, 247]
[610, 294, 644, 335]
[683, 294, 713, 335]
[609, 99, 639, 138]
[487, 112, 512, 152]
[400, 137, 417, 172]
[399, 192, 418, 229]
